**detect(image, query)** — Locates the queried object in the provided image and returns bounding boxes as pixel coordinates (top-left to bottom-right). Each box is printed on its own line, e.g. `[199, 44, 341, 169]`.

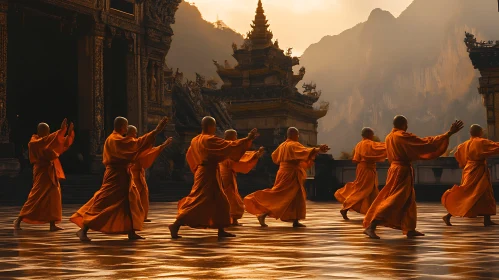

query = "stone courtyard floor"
[0, 202, 499, 279]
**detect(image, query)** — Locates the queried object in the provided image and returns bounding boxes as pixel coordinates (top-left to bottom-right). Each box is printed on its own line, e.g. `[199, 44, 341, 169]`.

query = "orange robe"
[244, 140, 318, 222]
[70, 131, 156, 234]
[219, 151, 260, 221]
[363, 128, 449, 234]
[131, 145, 165, 220]
[334, 139, 386, 214]
[19, 128, 74, 224]
[442, 137, 499, 217]
[176, 134, 252, 229]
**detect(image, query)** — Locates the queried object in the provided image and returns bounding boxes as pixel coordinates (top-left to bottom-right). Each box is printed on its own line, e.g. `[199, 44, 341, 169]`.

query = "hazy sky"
[188, 0, 414, 56]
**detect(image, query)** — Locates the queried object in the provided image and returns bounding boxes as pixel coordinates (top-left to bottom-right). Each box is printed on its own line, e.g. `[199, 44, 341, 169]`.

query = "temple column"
[0, 1, 8, 144]
[0, 1, 18, 177]
[90, 23, 105, 172]
[477, 70, 499, 141]
[126, 33, 140, 129]
[139, 43, 149, 134]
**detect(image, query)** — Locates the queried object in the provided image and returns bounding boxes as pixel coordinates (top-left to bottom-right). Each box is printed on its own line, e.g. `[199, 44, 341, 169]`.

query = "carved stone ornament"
[94, 0, 105, 10]
[145, 0, 181, 26]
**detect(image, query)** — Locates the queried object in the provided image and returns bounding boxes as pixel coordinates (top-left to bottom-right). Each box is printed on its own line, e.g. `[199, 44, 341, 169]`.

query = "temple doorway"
[7, 5, 87, 173]
[104, 38, 128, 136]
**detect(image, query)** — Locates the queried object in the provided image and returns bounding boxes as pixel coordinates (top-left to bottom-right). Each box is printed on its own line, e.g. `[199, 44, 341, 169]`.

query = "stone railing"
[307, 155, 499, 202]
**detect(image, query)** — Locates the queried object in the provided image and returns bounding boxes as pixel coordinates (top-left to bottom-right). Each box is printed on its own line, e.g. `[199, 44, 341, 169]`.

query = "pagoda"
[206, 0, 328, 149]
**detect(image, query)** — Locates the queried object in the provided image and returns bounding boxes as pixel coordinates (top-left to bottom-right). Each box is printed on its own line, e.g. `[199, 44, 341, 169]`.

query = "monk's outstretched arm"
[63, 130, 75, 150]
[46, 128, 67, 152]
[271, 141, 319, 168]
[482, 139, 499, 157]
[205, 136, 253, 162]
[132, 117, 170, 158]
[361, 142, 387, 162]
[402, 132, 450, 160]
[232, 151, 260, 174]
[138, 144, 169, 169]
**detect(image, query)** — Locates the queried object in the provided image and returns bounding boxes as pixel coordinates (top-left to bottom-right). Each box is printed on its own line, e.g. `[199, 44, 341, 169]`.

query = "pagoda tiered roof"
[247, 0, 273, 49]
[210, 0, 328, 121]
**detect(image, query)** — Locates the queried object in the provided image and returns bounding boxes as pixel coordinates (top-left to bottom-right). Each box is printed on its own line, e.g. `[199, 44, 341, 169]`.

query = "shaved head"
[287, 127, 299, 141]
[37, 123, 50, 137]
[361, 127, 374, 139]
[114, 116, 128, 135]
[127, 125, 138, 138]
[224, 129, 237, 141]
[393, 115, 408, 131]
[202, 116, 216, 135]
[469, 124, 483, 137]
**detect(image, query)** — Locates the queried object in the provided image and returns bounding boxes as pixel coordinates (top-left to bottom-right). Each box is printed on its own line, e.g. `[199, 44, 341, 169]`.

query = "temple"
[0, 0, 181, 175]
[207, 0, 328, 150]
[464, 31, 499, 141]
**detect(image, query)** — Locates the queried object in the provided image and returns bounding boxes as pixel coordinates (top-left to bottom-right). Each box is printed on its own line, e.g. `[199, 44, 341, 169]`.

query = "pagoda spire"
[248, 0, 273, 47]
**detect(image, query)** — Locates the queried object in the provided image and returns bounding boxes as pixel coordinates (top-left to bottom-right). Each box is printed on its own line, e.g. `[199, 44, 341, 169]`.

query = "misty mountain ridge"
[167, 1, 244, 82]
[300, 0, 499, 155]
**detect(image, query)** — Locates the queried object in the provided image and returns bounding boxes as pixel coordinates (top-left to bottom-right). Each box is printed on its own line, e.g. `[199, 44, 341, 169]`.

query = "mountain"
[300, 0, 499, 155]
[167, 1, 244, 82]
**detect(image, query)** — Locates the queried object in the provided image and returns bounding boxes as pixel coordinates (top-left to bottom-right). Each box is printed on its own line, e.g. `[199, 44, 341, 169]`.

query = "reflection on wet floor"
[1, 202, 499, 279]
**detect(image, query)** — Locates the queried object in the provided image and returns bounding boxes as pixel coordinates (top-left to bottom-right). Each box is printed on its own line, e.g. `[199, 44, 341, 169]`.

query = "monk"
[14, 119, 75, 231]
[70, 116, 169, 241]
[363, 116, 464, 239]
[244, 127, 330, 228]
[220, 129, 265, 226]
[442, 124, 498, 226]
[334, 127, 386, 220]
[168, 116, 259, 239]
[127, 125, 173, 223]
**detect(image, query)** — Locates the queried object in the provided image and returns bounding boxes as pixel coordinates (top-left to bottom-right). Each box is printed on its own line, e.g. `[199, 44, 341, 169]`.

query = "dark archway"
[7, 4, 91, 173]
[104, 38, 128, 136]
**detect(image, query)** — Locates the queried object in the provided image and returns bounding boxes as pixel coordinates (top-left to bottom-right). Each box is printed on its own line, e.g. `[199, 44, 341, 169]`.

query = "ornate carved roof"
[172, 75, 232, 134]
[464, 32, 499, 69]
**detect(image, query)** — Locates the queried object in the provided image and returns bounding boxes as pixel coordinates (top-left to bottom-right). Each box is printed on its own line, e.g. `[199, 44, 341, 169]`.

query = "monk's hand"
[155, 117, 169, 133]
[257, 146, 265, 157]
[68, 122, 74, 136]
[448, 120, 464, 136]
[162, 137, 173, 148]
[319, 144, 330, 153]
[248, 128, 259, 140]
[61, 118, 68, 130]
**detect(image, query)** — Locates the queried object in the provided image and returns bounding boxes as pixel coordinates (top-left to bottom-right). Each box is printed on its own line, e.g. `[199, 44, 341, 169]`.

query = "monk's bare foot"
[363, 228, 380, 239]
[484, 220, 498, 227]
[218, 230, 236, 238]
[406, 230, 425, 238]
[257, 214, 268, 227]
[76, 229, 91, 242]
[442, 214, 452, 226]
[50, 225, 64, 231]
[13, 218, 22, 230]
[128, 232, 145, 240]
[168, 224, 182, 239]
[293, 221, 306, 228]
[340, 209, 349, 220]
[144, 219, 152, 223]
